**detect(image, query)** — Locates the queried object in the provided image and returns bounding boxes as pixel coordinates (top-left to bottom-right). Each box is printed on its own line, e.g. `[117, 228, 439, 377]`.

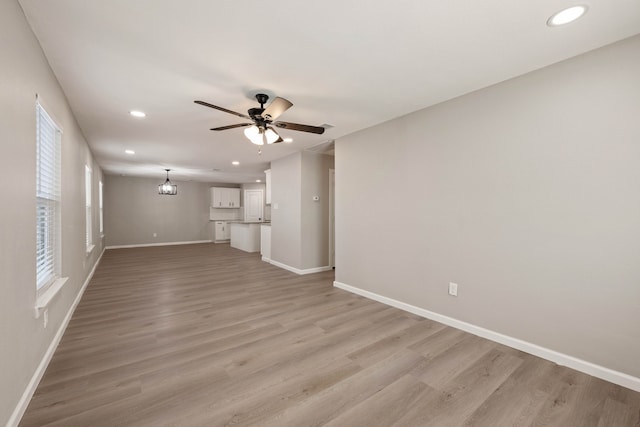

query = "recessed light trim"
[125, 149, 135, 155]
[130, 110, 146, 118]
[283, 138, 293, 143]
[256, 179, 261, 183]
[232, 161, 240, 166]
[547, 5, 588, 27]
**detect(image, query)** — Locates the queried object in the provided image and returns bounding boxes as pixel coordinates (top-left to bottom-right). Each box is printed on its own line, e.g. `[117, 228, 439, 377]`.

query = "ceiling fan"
[194, 93, 325, 146]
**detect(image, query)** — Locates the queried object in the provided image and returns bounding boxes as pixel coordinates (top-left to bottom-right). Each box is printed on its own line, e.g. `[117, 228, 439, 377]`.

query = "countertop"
[227, 221, 271, 225]
[209, 219, 270, 224]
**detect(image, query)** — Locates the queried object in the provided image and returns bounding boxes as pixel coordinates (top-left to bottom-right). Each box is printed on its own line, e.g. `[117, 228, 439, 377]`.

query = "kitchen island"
[229, 222, 264, 253]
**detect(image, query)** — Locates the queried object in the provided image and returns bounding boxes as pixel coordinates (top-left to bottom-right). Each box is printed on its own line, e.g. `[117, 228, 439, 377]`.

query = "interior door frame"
[329, 169, 335, 268]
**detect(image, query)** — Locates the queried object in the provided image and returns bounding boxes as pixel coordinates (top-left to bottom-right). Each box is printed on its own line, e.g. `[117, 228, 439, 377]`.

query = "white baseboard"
[269, 259, 332, 275]
[8, 248, 106, 427]
[105, 240, 212, 249]
[261, 256, 271, 263]
[333, 280, 640, 393]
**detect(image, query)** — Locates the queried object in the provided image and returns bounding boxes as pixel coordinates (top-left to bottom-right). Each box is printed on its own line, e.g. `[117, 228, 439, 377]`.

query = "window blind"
[36, 102, 61, 290]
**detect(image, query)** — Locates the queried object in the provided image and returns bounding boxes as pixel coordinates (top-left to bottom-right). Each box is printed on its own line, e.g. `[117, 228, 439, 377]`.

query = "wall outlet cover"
[448, 282, 458, 297]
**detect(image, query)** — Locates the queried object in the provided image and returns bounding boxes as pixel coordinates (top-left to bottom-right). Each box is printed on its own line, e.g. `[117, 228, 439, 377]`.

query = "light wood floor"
[20, 243, 640, 426]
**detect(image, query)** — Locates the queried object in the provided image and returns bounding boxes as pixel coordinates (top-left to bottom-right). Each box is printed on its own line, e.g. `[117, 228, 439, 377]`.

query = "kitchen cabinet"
[260, 224, 271, 261]
[214, 221, 230, 242]
[211, 187, 241, 208]
[230, 222, 261, 253]
[264, 169, 271, 205]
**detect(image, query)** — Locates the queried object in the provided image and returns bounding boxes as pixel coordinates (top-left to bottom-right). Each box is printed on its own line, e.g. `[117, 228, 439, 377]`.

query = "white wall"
[0, 1, 104, 424]
[336, 35, 640, 381]
[104, 175, 212, 246]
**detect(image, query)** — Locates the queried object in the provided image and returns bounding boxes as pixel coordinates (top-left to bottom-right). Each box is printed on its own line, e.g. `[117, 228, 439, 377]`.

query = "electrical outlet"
[448, 282, 458, 297]
[43, 309, 48, 328]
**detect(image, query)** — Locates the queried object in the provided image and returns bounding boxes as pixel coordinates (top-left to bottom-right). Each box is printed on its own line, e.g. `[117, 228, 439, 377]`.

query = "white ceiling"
[18, 0, 640, 183]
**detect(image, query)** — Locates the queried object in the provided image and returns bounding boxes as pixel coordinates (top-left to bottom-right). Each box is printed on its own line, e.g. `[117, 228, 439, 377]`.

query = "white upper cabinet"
[228, 188, 240, 208]
[265, 169, 271, 205]
[211, 187, 241, 208]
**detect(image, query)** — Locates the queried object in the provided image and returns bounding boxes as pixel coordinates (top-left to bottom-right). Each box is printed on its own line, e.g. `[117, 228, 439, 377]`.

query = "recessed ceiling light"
[256, 179, 261, 183]
[547, 5, 588, 27]
[130, 110, 146, 118]
[283, 138, 293, 143]
[232, 161, 240, 166]
[125, 149, 135, 155]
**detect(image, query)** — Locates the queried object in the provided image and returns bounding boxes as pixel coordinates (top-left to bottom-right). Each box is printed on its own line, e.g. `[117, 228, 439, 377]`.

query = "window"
[36, 102, 62, 291]
[85, 165, 93, 251]
[99, 180, 104, 236]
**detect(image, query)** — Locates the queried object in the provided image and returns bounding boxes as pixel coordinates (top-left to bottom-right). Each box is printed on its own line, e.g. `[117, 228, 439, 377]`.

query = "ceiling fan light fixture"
[265, 128, 279, 145]
[244, 125, 264, 145]
[158, 169, 177, 195]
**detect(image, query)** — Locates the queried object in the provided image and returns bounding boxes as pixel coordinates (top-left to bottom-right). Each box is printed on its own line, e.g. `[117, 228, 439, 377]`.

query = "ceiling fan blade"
[195, 100, 250, 119]
[261, 97, 293, 121]
[273, 121, 325, 134]
[210, 123, 252, 131]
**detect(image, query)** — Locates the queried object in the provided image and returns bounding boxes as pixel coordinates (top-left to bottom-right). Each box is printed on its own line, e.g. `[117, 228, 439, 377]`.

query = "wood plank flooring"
[20, 243, 640, 426]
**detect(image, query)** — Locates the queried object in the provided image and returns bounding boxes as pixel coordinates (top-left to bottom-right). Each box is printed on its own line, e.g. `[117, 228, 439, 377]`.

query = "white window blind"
[36, 102, 61, 290]
[85, 165, 92, 249]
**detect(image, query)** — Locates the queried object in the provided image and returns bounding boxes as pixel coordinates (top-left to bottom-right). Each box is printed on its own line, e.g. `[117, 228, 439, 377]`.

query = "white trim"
[269, 259, 332, 275]
[105, 240, 212, 249]
[333, 280, 640, 393]
[35, 276, 68, 317]
[8, 248, 105, 427]
[328, 168, 335, 269]
[261, 256, 271, 263]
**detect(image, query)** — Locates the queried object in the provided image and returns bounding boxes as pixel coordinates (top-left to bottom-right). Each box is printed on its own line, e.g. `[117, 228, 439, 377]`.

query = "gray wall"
[301, 152, 334, 269]
[336, 35, 640, 379]
[271, 153, 302, 268]
[271, 152, 333, 270]
[0, 1, 104, 424]
[104, 175, 212, 246]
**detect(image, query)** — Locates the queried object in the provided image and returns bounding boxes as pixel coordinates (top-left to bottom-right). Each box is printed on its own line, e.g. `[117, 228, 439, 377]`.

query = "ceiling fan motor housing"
[255, 93, 269, 107]
[248, 107, 265, 121]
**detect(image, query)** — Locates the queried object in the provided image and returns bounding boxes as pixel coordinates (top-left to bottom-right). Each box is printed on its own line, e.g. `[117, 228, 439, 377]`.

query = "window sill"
[86, 244, 95, 255]
[35, 276, 68, 317]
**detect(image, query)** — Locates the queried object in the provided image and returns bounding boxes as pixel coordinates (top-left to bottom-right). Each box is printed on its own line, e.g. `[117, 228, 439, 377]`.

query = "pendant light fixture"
[158, 169, 178, 195]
